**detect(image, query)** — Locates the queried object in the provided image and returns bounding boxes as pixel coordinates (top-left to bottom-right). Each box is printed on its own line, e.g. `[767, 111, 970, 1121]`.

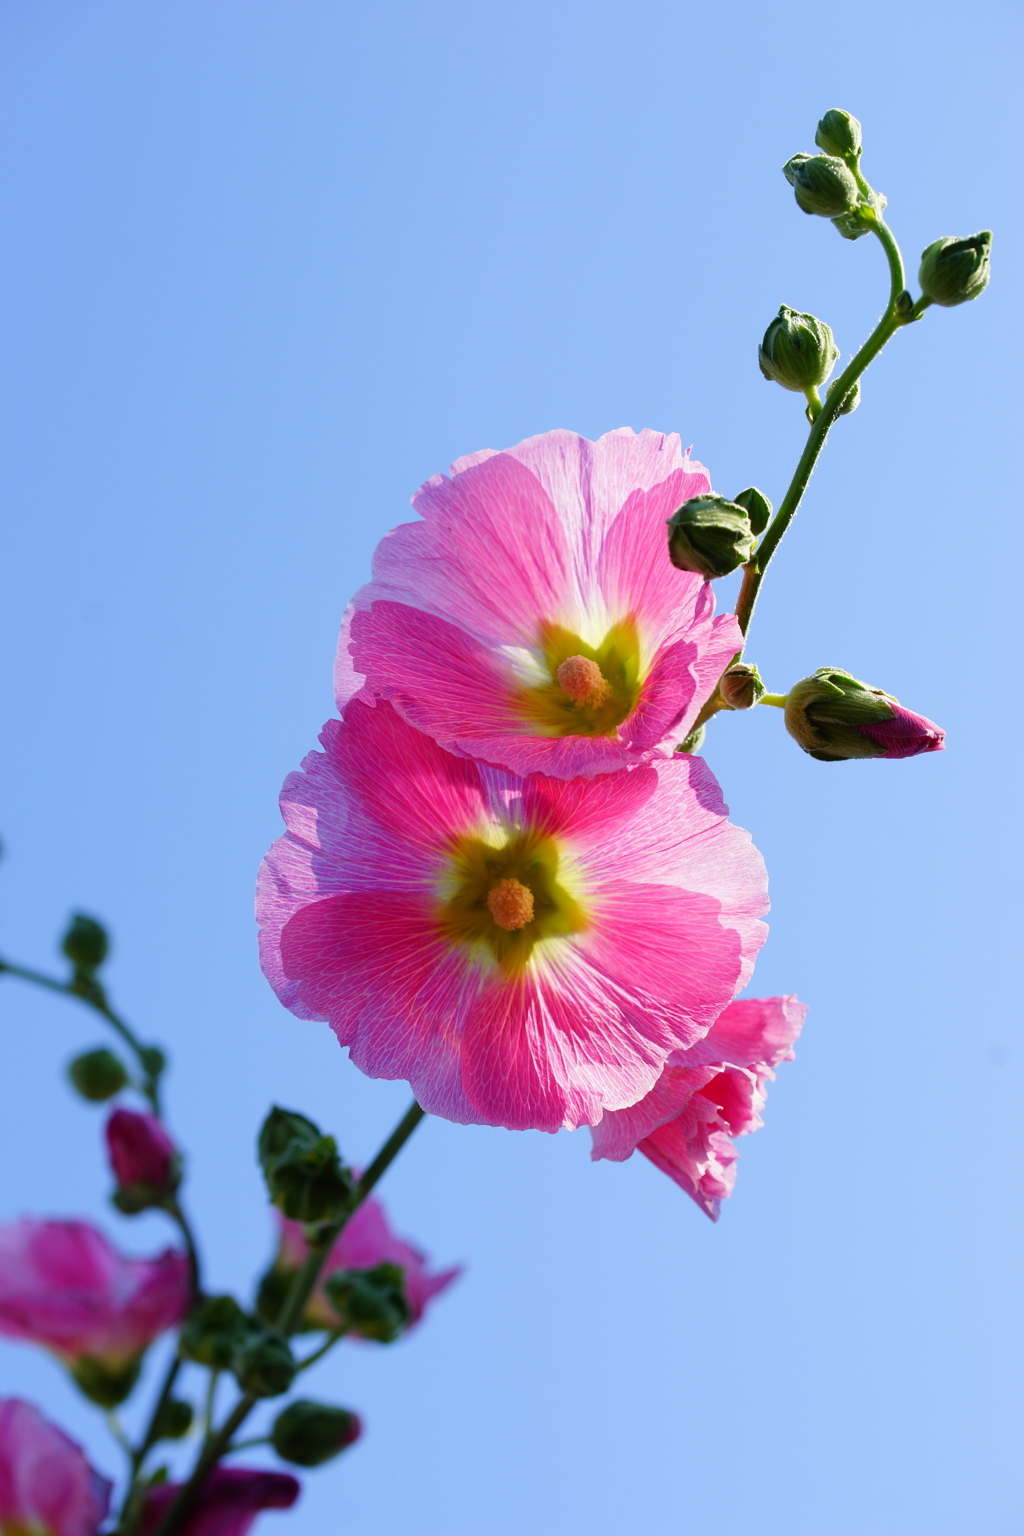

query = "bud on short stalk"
[814, 109, 862, 160]
[271, 1400, 362, 1467]
[919, 232, 992, 307]
[233, 1330, 296, 1398]
[732, 486, 772, 537]
[258, 1107, 353, 1224]
[826, 377, 860, 415]
[666, 496, 756, 579]
[151, 1398, 193, 1441]
[719, 664, 765, 711]
[105, 1108, 181, 1213]
[324, 1263, 411, 1343]
[179, 1294, 251, 1369]
[68, 1047, 128, 1102]
[61, 914, 109, 976]
[759, 307, 839, 393]
[784, 667, 945, 761]
[783, 153, 859, 217]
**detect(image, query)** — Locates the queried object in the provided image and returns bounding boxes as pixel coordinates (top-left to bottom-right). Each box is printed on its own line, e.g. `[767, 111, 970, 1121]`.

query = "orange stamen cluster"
[486, 877, 535, 932]
[556, 655, 611, 708]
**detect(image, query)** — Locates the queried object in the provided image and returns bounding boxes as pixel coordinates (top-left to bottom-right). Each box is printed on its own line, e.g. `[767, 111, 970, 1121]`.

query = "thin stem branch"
[165, 1198, 202, 1298]
[296, 1327, 347, 1372]
[759, 694, 788, 708]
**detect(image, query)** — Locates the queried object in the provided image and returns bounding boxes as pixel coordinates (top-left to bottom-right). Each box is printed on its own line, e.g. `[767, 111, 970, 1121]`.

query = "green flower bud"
[61, 914, 109, 975]
[719, 664, 765, 711]
[271, 1400, 362, 1467]
[324, 1263, 411, 1344]
[68, 1354, 142, 1408]
[759, 306, 839, 393]
[257, 1107, 353, 1224]
[784, 668, 896, 761]
[666, 495, 755, 579]
[786, 154, 859, 217]
[151, 1398, 193, 1441]
[732, 486, 772, 537]
[67, 1047, 128, 1102]
[814, 109, 862, 159]
[233, 1330, 296, 1398]
[826, 377, 860, 415]
[919, 232, 991, 307]
[139, 1046, 166, 1079]
[178, 1295, 251, 1370]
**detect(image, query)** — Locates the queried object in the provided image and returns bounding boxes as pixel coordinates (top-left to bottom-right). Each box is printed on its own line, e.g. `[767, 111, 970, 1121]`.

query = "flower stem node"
[759, 307, 839, 393]
[732, 486, 772, 537]
[271, 1400, 362, 1467]
[233, 1330, 297, 1398]
[179, 1294, 252, 1369]
[67, 1047, 128, 1102]
[666, 495, 756, 579]
[61, 914, 109, 976]
[814, 109, 862, 160]
[719, 664, 766, 711]
[784, 667, 946, 761]
[919, 232, 992, 307]
[324, 1263, 411, 1343]
[783, 153, 859, 217]
[258, 1107, 354, 1224]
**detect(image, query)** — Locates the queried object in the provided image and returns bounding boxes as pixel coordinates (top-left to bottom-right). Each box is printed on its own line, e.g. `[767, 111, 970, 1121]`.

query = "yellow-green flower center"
[437, 830, 586, 975]
[514, 619, 641, 738]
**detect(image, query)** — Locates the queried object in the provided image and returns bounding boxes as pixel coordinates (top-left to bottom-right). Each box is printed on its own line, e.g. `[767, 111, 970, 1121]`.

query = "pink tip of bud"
[857, 703, 945, 759]
[486, 878, 535, 932]
[105, 1109, 178, 1194]
[555, 655, 610, 707]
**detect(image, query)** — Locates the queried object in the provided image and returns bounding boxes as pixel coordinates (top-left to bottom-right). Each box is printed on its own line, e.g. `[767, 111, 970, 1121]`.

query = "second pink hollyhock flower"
[258, 698, 767, 1133]
[0, 1397, 111, 1536]
[0, 1219, 190, 1403]
[265, 1194, 460, 1333]
[139, 1467, 299, 1536]
[591, 995, 805, 1218]
[339, 427, 742, 780]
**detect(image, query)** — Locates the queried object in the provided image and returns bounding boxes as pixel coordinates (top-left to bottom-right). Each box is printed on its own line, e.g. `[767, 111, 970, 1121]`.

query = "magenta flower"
[0, 1219, 190, 1401]
[139, 1468, 299, 1536]
[339, 428, 742, 780]
[0, 1398, 111, 1536]
[105, 1109, 179, 1200]
[271, 1194, 460, 1332]
[258, 696, 767, 1132]
[590, 995, 805, 1219]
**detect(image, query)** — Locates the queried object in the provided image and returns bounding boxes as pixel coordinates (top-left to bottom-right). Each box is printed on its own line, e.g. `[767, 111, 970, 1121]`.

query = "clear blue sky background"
[1, 3, 1021, 1533]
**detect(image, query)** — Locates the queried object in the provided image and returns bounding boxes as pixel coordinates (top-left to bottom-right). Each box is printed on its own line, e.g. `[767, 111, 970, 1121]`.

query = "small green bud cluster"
[919, 232, 991, 307]
[67, 1046, 128, 1102]
[782, 110, 888, 241]
[233, 1329, 297, 1398]
[258, 1107, 353, 1224]
[324, 1262, 411, 1343]
[759, 307, 839, 394]
[271, 1399, 362, 1466]
[179, 1291, 297, 1396]
[666, 495, 756, 579]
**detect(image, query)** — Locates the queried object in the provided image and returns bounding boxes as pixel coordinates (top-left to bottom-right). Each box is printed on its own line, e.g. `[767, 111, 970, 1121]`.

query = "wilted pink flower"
[590, 995, 805, 1219]
[0, 1398, 111, 1536]
[105, 1109, 179, 1197]
[271, 1193, 460, 1332]
[339, 428, 742, 780]
[139, 1468, 299, 1536]
[0, 1219, 189, 1371]
[258, 697, 767, 1132]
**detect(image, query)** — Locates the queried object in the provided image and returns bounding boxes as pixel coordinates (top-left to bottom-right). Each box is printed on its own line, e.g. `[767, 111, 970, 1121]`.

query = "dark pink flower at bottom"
[139, 1468, 299, 1536]
[0, 1397, 112, 1536]
[590, 995, 805, 1219]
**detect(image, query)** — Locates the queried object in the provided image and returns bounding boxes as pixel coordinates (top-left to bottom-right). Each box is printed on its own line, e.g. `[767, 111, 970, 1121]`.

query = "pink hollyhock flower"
[139, 1468, 299, 1536]
[105, 1109, 179, 1201]
[339, 428, 742, 780]
[0, 1219, 190, 1402]
[268, 1194, 460, 1332]
[590, 995, 805, 1219]
[258, 696, 767, 1132]
[0, 1398, 111, 1536]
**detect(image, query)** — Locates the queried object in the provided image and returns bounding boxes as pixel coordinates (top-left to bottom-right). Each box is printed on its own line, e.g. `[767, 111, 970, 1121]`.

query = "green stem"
[759, 693, 788, 708]
[165, 1197, 202, 1298]
[224, 1436, 271, 1455]
[150, 1100, 427, 1536]
[296, 1327, 347, 1372]
[735, 215, 910, 641]
[0, 958, 163, 1113]
[201, 1370, 221, 1443]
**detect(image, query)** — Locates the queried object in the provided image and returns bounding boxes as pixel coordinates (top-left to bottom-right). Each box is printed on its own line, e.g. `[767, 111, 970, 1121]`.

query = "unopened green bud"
[324, 1263, 411, 1343]
[759, 307, 839, 393]
[666, 495, 755, 580]
[271, 1400, 362, 1467]
[151, 1398, 193, 1441]
[233, 1330, 296, 1398]
[69, 1355, 142, 1408]
[139, 1046, 166, 1079]
[919, 232, 991, 307]
[719, 664, 765, 711]
[815, 109, 862, 159]
[826, 377, 860, 415]
[257, 1107, 353, 1224]
[732, 486, 772, 536]
[179, 1295, 251, 1369]
[61, 914, 109, 975]
[784, 668, 896, 761]
[67, 1047, 128, 1102]
[786, 154, 859, 218]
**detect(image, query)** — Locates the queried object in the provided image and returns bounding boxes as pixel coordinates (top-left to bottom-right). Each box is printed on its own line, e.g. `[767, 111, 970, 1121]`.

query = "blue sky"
[1, 3, 1021, 1533]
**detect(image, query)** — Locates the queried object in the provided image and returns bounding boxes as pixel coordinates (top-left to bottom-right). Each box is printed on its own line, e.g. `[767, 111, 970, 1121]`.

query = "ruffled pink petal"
[640, 1113, 739, 1220]
[0, 1398, 112, 1536]
[588, 1061, 714, 1161]
[679, 994, 806, 1072]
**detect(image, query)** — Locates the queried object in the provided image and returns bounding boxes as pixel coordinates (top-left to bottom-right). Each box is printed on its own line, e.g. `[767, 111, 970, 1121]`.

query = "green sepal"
[324, 1263, 411, 1343]
[733, 486, 772, 537]
[68, 1354, 142, 1408]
